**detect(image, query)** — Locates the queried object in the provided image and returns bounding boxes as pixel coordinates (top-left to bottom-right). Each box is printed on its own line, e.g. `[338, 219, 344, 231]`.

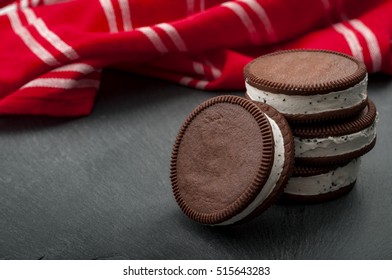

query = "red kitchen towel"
[0, 0, 392, 116]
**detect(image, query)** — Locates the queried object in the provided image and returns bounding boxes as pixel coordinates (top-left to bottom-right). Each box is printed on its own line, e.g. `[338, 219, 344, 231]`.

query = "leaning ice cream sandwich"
[170, 96, 294, 225]
[244, 49, 368, 122]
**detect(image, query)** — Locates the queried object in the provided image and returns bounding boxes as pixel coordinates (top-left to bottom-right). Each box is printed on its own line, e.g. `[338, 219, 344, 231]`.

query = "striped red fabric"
[0, 0, 391, 116]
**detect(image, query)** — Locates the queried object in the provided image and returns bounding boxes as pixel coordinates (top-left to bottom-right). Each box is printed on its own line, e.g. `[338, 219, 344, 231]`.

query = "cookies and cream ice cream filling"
[218, 115, 285, 225]
[285, 158, 360, 196]
[245, 75, 368, 115]
[294, 118, 377, 158]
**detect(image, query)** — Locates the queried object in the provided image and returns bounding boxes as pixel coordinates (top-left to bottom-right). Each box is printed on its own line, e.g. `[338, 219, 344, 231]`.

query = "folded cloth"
[0, 0, 391, 116]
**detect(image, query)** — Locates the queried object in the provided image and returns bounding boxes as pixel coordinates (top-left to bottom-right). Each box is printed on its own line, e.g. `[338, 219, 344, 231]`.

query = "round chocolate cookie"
[292, 98, 378, 165]
[170, 95, 294, 225]
[244, 49, 368, 122]
[283, 158, 360, 203]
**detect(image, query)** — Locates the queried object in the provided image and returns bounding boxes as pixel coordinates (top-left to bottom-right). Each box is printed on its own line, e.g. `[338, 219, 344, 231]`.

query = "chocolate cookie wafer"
[170, 95, 294, 225]
[244, 49, 368, 122]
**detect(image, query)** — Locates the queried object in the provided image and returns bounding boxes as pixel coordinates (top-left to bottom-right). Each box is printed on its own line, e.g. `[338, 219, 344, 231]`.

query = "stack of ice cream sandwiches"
[170, 49, 378, 225]
[244, 49, 378, 203]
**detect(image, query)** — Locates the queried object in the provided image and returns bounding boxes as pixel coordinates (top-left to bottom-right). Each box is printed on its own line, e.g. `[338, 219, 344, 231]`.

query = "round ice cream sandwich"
[292, 99, 377, 165]
[283, 158, 361, 203]
[244, 49, 368, 122]
[170, 95, 294, 225]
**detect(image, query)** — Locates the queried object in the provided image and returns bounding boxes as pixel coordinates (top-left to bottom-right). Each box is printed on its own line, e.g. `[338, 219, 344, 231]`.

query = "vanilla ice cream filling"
[285, 158, 360, 196]
[295, 119, 377, 158]
[245, 75, 367, 115]
[218, 115, 285, 225]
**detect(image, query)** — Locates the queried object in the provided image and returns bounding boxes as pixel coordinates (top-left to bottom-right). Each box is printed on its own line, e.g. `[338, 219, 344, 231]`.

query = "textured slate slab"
[0, 70, 391, 259]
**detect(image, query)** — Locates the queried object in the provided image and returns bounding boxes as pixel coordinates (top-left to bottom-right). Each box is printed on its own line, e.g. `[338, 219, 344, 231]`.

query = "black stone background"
[0, 70, 391, 259]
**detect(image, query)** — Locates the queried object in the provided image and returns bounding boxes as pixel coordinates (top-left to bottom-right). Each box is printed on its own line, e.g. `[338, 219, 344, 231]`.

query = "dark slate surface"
[0, 70, 391, 260]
